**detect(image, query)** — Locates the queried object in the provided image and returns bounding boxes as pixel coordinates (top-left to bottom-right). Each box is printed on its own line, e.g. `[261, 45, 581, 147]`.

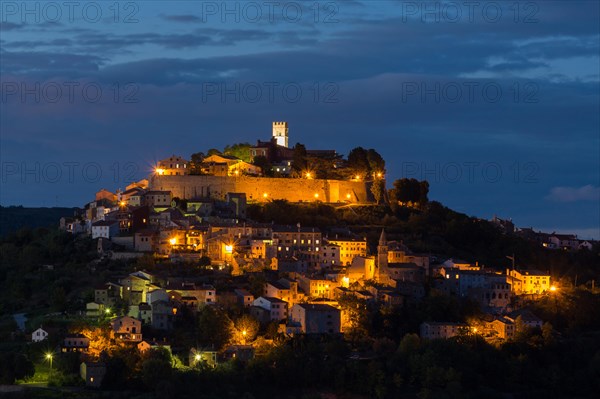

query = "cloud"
[546, 185, 600, 202]
[0, 21, 25, 31]
[160, 14, 201, 23]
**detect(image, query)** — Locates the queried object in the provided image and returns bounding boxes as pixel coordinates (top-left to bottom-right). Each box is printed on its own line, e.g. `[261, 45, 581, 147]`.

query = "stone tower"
[377, 229, 389, 281]
[272, 121, 289, 148]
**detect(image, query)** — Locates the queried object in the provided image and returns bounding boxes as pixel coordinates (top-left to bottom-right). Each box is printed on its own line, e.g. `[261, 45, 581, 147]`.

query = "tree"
[207, 148, 221, 156]
[141, 358, 172, 390]
[367, 149, 385, 175]
[291, 143, 308, 176]
[419, 181, 430, 206]
[233, 315, 260, 344]
[197, 306, 234, 350]
[347, 147, 371, 177]
[189, 152, 205, 175]
[252, 155, 272, 177]
[370, 179, 385, 204]
[224, 143, 253, 163]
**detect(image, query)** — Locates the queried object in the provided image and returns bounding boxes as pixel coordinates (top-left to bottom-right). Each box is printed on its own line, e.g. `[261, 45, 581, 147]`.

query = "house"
[319, 243, 341, 267]
[251, 297, 288, 322]
[508, 309, 543, 329]
[143, 190, 172, 207]
[264, 279, 303, 306]
[486, 317, 515, 340]
[548, 234, 579, 250]
[223, 345, 255, 362]
[31, 327, 48, 343]
[138, 302, 152, 324]
[80, 362, 106, 388]
[86, 302, 106, 318]
[290, 303, 341, 334]
[95, 282, 123, 306]
[134, 230, 157, 252]
[91, 220, 120, 239]
[297, 275, 338, 299]
[156, 155, 189, 176]
[111, 316, 142, 342]
[147, 288, 169, 304]
[346, 256, 376, 282]
[137, 340, 171, 354]
[151, 300, 176, 330]
[234, 289, 254, 308]
[578, 240, 593, 250]
[326, 237, 367, 266]
[419, 322, 468, 340]
[202, 154, 262, 176]
[62, 334, 90, 352]
[507, 269, 551, 295]
[386, 262, 426, 283]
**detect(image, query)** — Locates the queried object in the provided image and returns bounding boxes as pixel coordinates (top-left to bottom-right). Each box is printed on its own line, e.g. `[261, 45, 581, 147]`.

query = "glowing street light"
[169, 238, 177, 246]
[105, 307, 111, 315]
[314, 193, 319, 199]
[263, 192, 268, 198]
[346, 193, 351, 200]
[550, 285, 557, 292]
[45, 353, 53, 370]
[155, 168, 165, 175]
[225, 244, 233, 254]
[305, 172, 312, 179]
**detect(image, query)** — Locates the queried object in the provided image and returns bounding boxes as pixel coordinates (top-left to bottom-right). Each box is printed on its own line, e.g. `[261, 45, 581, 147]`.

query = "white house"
[31, 327, 48, 342]
[252, 296, 288, 321]
[290, 303, 341, 334]
[91, 220, 120, 239]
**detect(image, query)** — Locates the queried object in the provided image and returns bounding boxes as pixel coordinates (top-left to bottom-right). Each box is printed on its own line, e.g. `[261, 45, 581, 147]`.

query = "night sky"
[1, 1, 598, 238]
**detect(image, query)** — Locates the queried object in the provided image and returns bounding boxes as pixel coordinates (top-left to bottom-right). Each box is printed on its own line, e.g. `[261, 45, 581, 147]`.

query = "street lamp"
[550, 285, 557, 292]
[45, 353, 53, 370]
[169, 238, 177, 246]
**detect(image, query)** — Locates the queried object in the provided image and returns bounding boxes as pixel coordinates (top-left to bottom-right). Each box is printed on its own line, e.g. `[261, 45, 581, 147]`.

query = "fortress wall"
[149, 175, 371, 203]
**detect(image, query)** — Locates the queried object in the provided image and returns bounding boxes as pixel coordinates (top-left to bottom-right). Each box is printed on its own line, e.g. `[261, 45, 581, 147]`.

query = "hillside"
[0, 206, 79, 236]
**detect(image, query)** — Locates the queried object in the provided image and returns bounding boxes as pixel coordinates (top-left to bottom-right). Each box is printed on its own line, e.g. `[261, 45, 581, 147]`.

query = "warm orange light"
[225, 244, 233, 254]
[314, 193, 319, 199]
[263, 192, 268, 198]
[550, 285, 557, 292]
[305, 172, 312, 179]
[346, 193, 351, 199]
[169, 238, 177, 245]
[119, 201, 125, 207]
[354, 175, 361, 181]
[155, 168, 165, 175]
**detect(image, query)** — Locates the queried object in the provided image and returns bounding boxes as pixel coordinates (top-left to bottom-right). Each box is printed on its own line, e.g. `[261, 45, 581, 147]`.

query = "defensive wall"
[149, 175, 372, 203]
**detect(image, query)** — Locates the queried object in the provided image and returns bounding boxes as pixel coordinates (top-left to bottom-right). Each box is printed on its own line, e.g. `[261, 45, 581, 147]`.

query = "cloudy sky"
[1, 1, 598, 238]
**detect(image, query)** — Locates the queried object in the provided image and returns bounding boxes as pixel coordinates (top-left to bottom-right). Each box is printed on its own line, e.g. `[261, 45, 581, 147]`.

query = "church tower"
[377, 229, 389, 281]
[272, 121, 289, 148]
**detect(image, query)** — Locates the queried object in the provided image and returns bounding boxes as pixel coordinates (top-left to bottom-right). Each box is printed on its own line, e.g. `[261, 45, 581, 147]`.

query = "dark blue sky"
[1, 1, 598, 238]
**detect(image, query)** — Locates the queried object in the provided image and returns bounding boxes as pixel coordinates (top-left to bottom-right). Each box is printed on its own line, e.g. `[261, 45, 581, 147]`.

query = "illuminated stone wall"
[149, 175, 372, 203]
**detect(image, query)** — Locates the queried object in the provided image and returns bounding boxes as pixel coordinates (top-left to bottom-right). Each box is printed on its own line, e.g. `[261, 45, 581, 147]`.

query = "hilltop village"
[5, 123, 597, 396]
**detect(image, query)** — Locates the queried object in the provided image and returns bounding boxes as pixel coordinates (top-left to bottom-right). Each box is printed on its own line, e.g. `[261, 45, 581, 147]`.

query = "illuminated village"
[2, 122, 597, 397]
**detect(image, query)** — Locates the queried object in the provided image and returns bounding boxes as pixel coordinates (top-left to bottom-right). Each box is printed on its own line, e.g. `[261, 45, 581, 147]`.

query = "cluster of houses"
[491, 216, 595, 251]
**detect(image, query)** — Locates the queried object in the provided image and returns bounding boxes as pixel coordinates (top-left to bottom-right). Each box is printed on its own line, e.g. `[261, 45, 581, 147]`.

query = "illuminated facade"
[326, 237, 367, 266]
[156, 155, 190, 176]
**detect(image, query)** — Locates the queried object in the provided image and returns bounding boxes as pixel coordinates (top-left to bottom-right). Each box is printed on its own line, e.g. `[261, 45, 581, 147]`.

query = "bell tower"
[272, 121, 289, 148]
[377, 229, 389, 281]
